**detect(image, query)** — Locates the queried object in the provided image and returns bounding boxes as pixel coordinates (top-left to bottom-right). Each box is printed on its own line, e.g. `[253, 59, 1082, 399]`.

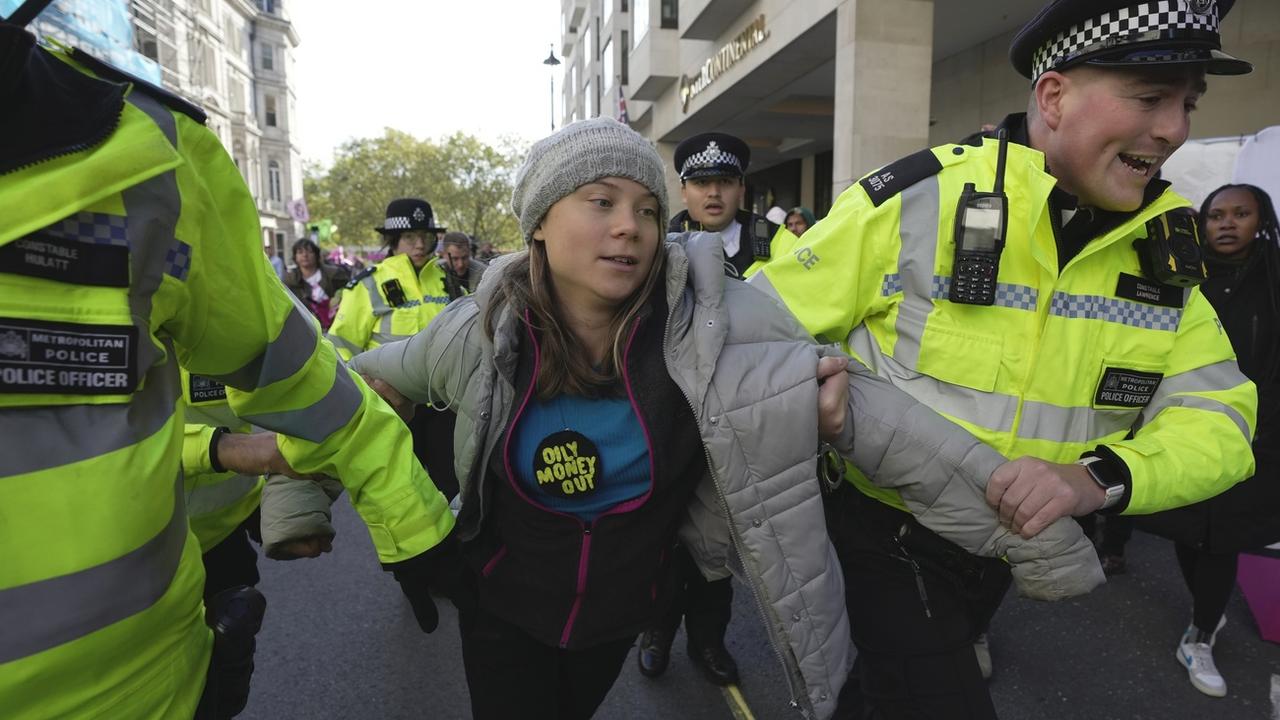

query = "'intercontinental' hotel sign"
[679, 15, 770, 112]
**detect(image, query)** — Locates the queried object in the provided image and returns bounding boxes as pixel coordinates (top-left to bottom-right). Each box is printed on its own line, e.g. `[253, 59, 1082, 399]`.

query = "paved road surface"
[243, 502, 1280, 719]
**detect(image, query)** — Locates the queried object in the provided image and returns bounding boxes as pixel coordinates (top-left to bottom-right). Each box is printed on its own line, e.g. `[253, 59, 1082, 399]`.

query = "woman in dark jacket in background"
[283, 238, 349, 329]
[1142, 184, 1280, 698]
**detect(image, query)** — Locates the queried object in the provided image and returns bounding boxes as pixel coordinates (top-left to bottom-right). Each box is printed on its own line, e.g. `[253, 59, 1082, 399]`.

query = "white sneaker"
[973, 633, 992, 680]
[1177, 638, 1227, 697]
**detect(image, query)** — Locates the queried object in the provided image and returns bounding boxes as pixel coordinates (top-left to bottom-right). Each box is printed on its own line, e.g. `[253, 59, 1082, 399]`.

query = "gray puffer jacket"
[270, 232, 1104, 719]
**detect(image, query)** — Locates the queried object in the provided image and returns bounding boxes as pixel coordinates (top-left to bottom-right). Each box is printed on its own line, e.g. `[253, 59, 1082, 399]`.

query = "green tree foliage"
[304, 129, 526, 250]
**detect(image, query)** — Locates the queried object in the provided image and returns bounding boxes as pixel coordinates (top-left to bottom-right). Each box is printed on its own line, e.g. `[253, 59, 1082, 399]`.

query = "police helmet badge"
[412, 206, 426, 222]
[1191, 0, 1214, 15]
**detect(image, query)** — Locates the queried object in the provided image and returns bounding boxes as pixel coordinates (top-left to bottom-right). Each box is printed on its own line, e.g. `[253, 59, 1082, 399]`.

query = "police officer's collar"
[0, 25, 126, 175]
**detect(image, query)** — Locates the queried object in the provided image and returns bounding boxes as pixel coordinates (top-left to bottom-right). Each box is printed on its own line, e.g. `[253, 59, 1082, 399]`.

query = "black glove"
[383, 528, 467, 634]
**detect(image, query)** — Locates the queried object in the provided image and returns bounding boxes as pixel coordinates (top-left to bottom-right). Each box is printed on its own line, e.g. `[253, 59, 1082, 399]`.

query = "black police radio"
[949, 130, 1010, 306]
[1136, 208, 1207, 287]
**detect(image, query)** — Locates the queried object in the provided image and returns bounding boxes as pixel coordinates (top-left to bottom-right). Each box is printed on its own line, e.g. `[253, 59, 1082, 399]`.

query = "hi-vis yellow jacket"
[0, 39, 451, 719]
[755, 138, 1257, 515]
[327, 252, 450, 361]
[181, 371, 263, 552]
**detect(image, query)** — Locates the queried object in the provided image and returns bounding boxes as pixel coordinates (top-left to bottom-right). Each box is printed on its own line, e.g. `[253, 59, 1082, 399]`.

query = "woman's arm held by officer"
[817, 355, 850, 443]
[361, 373, 415, 423]
[986, 457, 1107, 539]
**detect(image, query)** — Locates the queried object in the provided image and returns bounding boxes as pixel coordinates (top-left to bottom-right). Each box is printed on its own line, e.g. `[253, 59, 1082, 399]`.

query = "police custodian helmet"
[674, 132, 751, 182]
[1009, 0, 1252, 81]
[374, 198, 446, 235]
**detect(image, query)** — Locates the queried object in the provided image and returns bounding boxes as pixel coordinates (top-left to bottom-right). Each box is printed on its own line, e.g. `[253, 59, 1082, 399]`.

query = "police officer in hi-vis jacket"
[751, 1, 1257, 717]
[0, 7, 457, 717]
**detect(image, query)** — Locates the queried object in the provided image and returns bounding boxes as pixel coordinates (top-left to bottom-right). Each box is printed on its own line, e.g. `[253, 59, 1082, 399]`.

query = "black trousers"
[460, 606, 635, 720]
[201, 513, 261, 601]
[1175, 542, 1238, 634]
[825, 487, 1011, 720]
[655, 543, 733, 650]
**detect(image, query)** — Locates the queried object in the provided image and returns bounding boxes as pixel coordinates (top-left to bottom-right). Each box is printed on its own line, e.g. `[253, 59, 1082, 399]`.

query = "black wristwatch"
[1077, 456, 1125, 510]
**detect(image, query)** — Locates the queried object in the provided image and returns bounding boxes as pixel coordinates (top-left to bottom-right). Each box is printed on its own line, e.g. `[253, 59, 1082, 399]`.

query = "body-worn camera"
[950, 131, 1010, 306]
[1136, 209, 1207, 288]
[381, 278, 408, 307]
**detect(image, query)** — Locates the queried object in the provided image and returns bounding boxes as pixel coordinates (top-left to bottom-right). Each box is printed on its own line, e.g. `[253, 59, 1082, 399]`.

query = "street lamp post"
[543, 44, 561, 133]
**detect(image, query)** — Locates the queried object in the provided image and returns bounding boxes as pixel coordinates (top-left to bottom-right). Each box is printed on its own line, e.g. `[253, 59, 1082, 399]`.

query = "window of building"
[229, 77, 246, 113]
[586, 78, 594, 117]
[620, 30, 628, 84]
[602, 0, 612, 26]
[193, 37, 217, 90]
[257, 0, 279, 13]
[583, 22, 593, 65]
[632, 0, 648, 48]
[660, 0, 677, 29]
[601, 36, 613, 87]
[268, 160, 282, 202]
[621, 0, 628, 10]
[261, 42, 273, 70]
[264, 94, 278, 127]
[135, 26, 158, 61]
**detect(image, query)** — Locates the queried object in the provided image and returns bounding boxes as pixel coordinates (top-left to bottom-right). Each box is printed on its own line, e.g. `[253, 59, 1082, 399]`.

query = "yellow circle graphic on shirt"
[532, 430, 601, 498]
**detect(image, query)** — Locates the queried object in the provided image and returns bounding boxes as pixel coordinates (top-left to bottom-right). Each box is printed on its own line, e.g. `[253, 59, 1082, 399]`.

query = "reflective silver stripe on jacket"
[849, 324, 1142, 445]
[240, 359, 363, 443]
[363, 274, 396, 343]
[0, 471, 189, 664]
[327, 332, 363, 356]
[0, 357, 180, 477]
[1140, 358, 1253, 441]
[891, 175, 941, 370]
[1017, 399, 1138, 443]
[204, 306, 318, 391]
[187, 472, 260, 517]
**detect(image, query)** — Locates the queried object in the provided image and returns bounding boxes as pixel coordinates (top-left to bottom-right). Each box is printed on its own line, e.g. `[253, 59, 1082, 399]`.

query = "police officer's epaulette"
[70, 48, 209, 125]
[858, 148, 944, 208]
[345, 266, 375, 290]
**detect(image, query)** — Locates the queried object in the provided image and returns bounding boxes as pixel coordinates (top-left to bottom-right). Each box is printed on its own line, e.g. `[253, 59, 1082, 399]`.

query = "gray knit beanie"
[511, 118, 668, 242]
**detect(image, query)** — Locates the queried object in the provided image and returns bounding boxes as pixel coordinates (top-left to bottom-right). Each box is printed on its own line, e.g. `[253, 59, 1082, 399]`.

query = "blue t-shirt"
[508, 392, 651, 522]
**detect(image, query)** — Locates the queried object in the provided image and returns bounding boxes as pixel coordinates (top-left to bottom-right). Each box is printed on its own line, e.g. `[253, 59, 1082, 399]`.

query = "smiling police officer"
[752, 1, 1258, 718]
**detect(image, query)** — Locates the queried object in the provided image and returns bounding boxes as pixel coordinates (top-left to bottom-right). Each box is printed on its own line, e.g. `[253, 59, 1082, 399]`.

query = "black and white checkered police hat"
[375, 198, 446, 235]
[1010, 0, 1251, 81]
[674, 133, 751, 182]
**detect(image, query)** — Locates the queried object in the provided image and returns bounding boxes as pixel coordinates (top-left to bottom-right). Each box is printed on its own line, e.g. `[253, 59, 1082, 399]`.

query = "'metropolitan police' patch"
[1095, 367, 1163, 408]
[0, 317, 138, 394]
[533, 430, 601, 499]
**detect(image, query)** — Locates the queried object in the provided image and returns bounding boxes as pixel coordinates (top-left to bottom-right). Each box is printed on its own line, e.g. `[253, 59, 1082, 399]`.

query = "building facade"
[562, 0, 1280, 220]
[27, 0, 306, 255]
